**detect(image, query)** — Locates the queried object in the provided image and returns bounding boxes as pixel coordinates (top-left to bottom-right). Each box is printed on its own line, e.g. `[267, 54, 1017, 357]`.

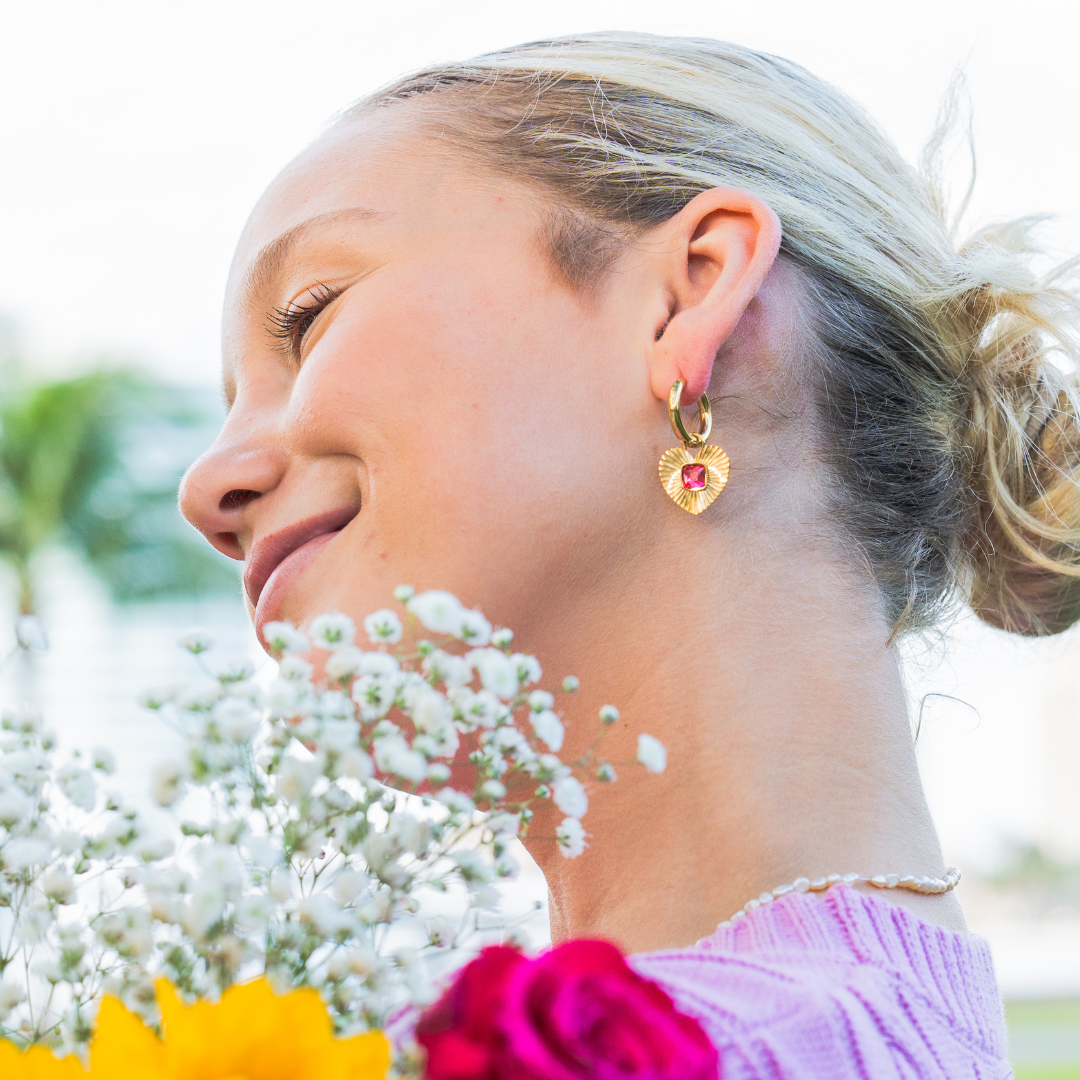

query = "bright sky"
[5, 2, 1080, 956]
[3, 0, 1079, 382]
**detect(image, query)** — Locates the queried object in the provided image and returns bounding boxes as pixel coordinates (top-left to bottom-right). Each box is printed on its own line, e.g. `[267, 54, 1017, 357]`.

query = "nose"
[179, 431, 287, 561]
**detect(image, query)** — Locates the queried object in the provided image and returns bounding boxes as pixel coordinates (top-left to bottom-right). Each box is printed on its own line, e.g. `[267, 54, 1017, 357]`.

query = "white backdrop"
[2, 0, 1079, 380]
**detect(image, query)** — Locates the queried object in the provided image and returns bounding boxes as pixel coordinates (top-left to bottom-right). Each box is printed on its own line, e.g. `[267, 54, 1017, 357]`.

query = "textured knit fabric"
[630, 884, 1011, 1079]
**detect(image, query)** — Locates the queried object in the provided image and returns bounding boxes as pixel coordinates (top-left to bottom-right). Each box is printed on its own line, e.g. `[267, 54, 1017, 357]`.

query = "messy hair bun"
[350, 33, 1080, 635]
[952, 225, 1080, 634]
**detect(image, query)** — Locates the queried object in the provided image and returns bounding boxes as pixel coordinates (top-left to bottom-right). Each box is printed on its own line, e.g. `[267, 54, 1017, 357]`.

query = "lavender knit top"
[630, 884, 1011, 1078]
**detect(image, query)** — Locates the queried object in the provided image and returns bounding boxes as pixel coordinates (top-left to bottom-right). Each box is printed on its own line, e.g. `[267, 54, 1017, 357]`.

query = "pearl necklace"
[716, 867, 961, 929]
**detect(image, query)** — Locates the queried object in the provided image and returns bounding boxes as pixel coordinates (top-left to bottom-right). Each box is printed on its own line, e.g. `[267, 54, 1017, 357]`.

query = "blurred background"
[1, 1, 1078, 1073]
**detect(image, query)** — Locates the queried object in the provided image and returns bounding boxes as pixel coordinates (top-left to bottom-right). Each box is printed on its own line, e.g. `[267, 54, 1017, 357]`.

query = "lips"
[244, 506, 359, 615]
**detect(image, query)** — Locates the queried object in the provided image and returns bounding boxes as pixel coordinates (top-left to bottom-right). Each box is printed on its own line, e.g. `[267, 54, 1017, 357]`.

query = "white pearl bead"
[716, 865, 961, 928]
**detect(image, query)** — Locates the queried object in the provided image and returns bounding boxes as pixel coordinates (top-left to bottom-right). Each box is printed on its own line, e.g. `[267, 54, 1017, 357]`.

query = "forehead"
[228, 109, 433, 298]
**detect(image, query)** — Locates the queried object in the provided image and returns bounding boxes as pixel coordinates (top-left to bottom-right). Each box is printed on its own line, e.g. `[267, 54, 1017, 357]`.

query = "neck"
[521, 508, 965, 952]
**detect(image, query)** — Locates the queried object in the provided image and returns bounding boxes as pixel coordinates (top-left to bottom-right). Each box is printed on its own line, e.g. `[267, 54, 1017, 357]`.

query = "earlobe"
[648, 188, 781, 403]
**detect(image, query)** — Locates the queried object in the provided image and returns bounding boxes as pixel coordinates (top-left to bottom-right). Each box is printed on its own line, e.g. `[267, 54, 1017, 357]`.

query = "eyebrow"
[241, 206, 386, 303]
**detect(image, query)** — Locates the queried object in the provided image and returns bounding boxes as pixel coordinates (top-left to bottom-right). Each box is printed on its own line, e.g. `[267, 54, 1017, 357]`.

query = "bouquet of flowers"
[0, 589, 717, 1078]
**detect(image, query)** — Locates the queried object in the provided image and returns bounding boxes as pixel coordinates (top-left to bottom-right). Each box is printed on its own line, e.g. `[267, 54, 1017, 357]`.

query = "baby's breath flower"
[426, 915, 457, 948]
[495, 853, 520, 879]
[364, 608, 404, 645]
[40, 869, 75, 904]
[324, 646, 365, 681]
[177, 626, 215, 654]
[561, 675, 580, 693]
[486, 812, 521, 837]
[213, 656, 256, 684]
[597, 763, 617, 782]
[214, 698, 261, 742]
[308, 613, 356, 650]
[92, 745, 116, 773]
[556, 816, 587, 858]
[531, 709, 565, 752]
[477, 779, 506, 802]
[528, 689, 554, 712]
[407, 590, 466, 635]
[552, 775, 588, 819]
[275, 755, 320, 804]
[373, 736, 427, 784]
[599, 704, 620, 725]
[176, 680, 224, 711]
[637, 733, 668, 774]
[335, 747, 375, 781]
[393, 583, 415, 603]
[352, 673, 396, 722]
[4, 836, 51, 869]
[262, 620, 310, 655]
[470, 648, 517, 701]
[457, 609, 492, 646]
[490, 627, 513, 650]
[14, 617, 47, 648]
[422, 649, 471, 690]
[15, 614, 48, 651]
[0, 979, 27, 1017]
[0, 787, 32, 826]
[426, 762, 451, 786]
[452, 849, 492, 883]
[436, 788, 475, 815]
[151, 758, 187, 807]
[138, 684, 176, 710]
[57, 763, 97, 812]
[511, 653, 542, 686]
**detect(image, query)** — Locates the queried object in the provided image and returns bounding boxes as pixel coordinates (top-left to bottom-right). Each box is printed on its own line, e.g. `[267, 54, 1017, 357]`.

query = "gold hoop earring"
[658, 379, 730, 515]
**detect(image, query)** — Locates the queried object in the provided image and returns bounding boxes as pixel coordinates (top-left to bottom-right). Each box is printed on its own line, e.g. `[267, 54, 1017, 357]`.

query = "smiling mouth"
[243, 506, 359, 614]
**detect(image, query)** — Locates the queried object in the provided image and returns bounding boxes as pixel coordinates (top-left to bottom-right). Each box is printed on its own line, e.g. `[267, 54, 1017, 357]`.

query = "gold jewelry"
[658, 379, 730, 515]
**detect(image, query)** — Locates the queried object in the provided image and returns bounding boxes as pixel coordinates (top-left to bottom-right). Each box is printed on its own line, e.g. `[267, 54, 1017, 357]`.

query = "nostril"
[219, 488, 261, 512]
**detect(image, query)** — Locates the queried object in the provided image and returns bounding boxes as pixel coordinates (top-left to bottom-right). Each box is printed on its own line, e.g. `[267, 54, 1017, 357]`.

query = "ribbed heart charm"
[658, 444, 730, 514]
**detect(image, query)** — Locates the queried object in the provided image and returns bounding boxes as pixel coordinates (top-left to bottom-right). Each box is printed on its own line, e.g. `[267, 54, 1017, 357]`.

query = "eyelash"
[266, 283, 342, 353]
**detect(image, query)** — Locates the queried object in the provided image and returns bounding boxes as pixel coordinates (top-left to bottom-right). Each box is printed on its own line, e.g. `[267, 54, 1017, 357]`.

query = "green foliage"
[0, 366, 238, 613]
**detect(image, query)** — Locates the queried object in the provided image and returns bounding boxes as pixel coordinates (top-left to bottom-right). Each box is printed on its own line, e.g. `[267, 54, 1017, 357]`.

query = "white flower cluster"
[0, 705, 172, 1054]
[0, 591, 665, 1050]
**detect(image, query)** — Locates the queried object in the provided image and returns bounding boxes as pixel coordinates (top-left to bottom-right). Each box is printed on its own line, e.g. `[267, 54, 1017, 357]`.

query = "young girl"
[180, 33, 1079, 1077]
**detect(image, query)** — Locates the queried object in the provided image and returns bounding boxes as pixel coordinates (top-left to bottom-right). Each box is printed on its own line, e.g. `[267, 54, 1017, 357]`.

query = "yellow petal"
[157, 978, 389, 1080]
[89, 996, 167, 1079]
[0, 1039, 88, 1079]
[323, 1030, 392, 1080]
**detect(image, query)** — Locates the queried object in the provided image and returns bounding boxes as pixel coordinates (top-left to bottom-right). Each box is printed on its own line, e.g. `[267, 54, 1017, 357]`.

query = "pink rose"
[417, 940, 719, 1080]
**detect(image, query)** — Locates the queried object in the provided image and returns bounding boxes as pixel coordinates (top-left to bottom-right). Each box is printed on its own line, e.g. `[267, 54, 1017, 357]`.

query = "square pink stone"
[681, 463, 707, 490]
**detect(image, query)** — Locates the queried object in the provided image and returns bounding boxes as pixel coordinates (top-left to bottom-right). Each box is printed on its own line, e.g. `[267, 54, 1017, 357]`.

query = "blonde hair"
[344, 33, 1080, 636]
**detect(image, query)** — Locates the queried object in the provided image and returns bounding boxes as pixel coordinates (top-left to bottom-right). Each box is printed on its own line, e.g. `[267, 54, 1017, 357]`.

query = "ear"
[648, 188, 781, 403]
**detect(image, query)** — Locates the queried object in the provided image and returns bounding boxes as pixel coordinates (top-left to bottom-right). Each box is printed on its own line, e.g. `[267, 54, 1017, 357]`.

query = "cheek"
[284, 256, 646, 626]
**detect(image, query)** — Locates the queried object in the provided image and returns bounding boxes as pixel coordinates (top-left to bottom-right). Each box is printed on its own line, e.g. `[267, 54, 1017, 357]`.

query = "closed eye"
[266, 282, 342, 355]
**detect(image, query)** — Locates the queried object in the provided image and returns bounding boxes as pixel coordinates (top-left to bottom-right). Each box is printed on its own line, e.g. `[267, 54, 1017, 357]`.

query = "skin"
[180, 104, 966, 952]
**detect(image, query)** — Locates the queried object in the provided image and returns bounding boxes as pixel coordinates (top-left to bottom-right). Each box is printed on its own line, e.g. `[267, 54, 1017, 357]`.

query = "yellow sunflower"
[0, 1042, 87, 1079]
[0, 978, 390, 1080]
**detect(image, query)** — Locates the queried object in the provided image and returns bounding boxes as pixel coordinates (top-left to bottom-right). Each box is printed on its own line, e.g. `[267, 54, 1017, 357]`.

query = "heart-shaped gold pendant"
[659, 443, 730, 515]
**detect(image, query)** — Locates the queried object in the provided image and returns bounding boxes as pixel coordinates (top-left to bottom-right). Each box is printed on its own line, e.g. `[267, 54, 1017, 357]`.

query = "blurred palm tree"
[0, 366, 238, 615]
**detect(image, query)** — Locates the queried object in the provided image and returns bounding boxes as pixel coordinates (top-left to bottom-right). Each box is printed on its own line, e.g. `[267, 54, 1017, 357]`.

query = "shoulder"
[630, 885, 1011, 1080]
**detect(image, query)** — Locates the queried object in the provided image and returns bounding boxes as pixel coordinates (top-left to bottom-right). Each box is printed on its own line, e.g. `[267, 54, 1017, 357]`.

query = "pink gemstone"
[681, 463, 707, 490]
